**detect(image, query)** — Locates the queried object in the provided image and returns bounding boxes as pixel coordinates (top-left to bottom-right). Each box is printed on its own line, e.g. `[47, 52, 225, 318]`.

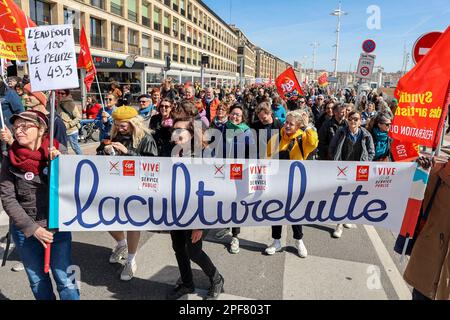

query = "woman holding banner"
[167, 117, 225, 300]
[0, 110, 79, 300]
[329, 110, 375, 238]
[264, 110, 318, 258]
[96, 106, 158, 281]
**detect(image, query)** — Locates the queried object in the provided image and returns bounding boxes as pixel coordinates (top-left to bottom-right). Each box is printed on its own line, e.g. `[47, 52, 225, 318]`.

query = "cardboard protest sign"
[25, 24, 79, 92]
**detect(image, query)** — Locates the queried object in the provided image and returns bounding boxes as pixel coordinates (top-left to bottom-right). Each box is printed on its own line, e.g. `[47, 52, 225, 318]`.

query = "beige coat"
[404, 158, 450, 300]
[58, 96, 82, 135]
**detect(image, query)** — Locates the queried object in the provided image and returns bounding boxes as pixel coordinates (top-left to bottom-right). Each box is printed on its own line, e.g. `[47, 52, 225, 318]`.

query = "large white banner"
[50, 156, 416, 233]
[25, 24, 78, 92]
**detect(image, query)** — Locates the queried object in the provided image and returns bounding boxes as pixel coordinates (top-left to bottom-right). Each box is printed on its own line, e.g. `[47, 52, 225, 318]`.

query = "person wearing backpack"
[265, 110, 318, 258]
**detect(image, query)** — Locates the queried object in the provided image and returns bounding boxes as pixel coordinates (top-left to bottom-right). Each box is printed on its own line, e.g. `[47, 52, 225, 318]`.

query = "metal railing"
[90, 35, 105, 48]
[111, 40, 125, 52]
[128, 44, 140, 55]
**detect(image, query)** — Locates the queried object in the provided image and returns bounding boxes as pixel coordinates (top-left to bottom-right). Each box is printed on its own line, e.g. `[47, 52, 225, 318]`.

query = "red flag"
[77, 26, 96, 92]
[318, 72, 328, 87]
[275, 67, 304, 100]
[0, 0, 36, 60]
[390, 139, 419, 162]
[389, 26, 450, 148]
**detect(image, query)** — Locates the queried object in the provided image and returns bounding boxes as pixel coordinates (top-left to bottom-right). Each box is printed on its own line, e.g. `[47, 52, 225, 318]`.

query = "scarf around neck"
[9, 134, 59, 175]
[373, 127, 389, 159]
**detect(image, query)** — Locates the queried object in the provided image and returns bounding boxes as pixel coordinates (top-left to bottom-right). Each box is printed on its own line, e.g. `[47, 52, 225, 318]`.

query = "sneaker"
[206, 273, 224, 300]
[333, 224, 344, 238]
[215, 228, 231, 240]
[109, 245, 128, 264]
[343, 224, 356, 229]
[265, 239, 282, 255]
[230, 237, 240, 254]
[295, 240, 308, 258]
[167, 284, 195, 300]
[120, 261, 137, 281]
[11, 262, 24, 272]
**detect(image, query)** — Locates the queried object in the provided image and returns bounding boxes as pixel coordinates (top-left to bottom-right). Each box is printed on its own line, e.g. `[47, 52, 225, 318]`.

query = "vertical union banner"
[389, 26, 450, 148]
[25, 24, 79, 92]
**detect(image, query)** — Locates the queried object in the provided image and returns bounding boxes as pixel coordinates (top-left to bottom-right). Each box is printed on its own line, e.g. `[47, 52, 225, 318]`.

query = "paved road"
[1, 134, 449, 300]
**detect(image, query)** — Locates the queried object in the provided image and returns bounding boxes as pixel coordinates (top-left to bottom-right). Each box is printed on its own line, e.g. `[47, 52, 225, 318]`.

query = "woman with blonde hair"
[265, 110, 319, 257]
[97, 106, 158, 281]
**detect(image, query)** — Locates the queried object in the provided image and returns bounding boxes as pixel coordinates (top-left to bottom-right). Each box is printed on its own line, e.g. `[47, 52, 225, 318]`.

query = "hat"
[23, 84, 48, 106]
[10, 110, 48, 128]
[112, 106, 138, 121]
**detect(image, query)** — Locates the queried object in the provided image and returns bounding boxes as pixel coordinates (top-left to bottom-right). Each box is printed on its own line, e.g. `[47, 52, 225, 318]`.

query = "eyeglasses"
[299, 101, 306, 103]
[381, 122, 392, 127]
[139, 100, 149, 104]
[12, 123, 39, 133]
[57, 92, 66, 96]
[348, 117, 361, 122]
[160, 104, 171, 109]
[230, 113, 242, 117]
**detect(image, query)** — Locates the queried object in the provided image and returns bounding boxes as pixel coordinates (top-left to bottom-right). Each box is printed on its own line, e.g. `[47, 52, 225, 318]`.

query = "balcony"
[164, 0, 170, 6]
[187, 37, 191, 43]
[193, 39, 197, 46]
[172, 54, 178, 62]
[154, 22, 161, 31]
[187, 58, 191, 64]
[142, 16, 150, 27]
[90, 35, 105, 48]
[112, 40, 125, 52]
[180, 56, 185, 63]
[180, 9, 185, 16]
[193, 17, 197, 24]
[142, 47, 151, 57]
[173, 4, 178, 11]
[193, 59, 197, 65]
[154, 50, 161, 60]
[164, 27, 170, 35]
[188, 14, 192, 20]
[180, 34, 185, 41]
[111, 3, 123, 16]
[128, 44, 140, 55]
[173, 30, 178, 37]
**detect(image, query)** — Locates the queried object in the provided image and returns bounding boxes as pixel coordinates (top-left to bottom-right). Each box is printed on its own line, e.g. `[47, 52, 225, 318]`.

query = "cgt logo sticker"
[230, 164, 243, 180]
[356, 165, 370, 181]
[123, 160, 136, 177]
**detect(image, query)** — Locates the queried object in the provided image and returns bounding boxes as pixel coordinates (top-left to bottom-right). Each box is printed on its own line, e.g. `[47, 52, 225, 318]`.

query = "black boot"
[206, 270, 224, 300]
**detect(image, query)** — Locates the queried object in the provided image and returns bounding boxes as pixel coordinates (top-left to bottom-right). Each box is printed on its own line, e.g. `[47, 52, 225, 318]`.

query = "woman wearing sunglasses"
[96, 106, 158, 281]
[149, 98, 174, 157]
[367, 112, 393, 162]
[95, 94, 118, 141]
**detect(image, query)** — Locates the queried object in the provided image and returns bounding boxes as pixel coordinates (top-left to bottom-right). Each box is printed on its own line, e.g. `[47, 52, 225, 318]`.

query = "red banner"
[275, 67, 304, 100]
[77, 26, 96, 92]
[0, 0, 36, 60]
[390, 139, 419, 162]
[389, 26, 450, 148]
[318, 72, 328, 87]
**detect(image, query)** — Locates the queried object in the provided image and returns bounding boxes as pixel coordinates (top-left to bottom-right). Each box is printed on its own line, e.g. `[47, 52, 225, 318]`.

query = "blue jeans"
[68, 132, 83, 155]
[11, 225, 80, 300]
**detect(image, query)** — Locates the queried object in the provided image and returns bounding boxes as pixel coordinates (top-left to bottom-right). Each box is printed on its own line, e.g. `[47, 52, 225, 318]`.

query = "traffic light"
[201, 54, 209, 66]
[165, 54, 171, 71]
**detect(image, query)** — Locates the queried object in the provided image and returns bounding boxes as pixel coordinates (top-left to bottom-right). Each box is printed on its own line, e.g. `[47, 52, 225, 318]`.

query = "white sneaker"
[215, 228, 231, 240]
[265, 239, 282, 255]
[230, 237, 240, 254]
[343, 224, 356, 229]
[109, 245, 128, 264]
[295, 240, 308, 258]
[333, 224, 344, 238]
[120, 261, 137, 281]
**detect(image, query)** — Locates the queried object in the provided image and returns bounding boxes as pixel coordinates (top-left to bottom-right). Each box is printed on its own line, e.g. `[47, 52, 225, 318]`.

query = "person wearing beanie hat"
[96, 105, 157, 281]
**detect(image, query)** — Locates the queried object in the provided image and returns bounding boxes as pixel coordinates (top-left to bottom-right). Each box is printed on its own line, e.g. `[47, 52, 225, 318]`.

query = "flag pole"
[95, 74, 105, 112]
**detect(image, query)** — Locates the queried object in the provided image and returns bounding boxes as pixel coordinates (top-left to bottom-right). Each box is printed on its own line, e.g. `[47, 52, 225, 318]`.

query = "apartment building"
[229, 25, 256, 86]
[16, 0, 239, 96]
[255, 47, 290, 84]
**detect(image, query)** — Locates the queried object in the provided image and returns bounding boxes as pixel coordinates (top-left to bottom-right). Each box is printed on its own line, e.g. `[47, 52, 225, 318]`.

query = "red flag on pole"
[77, 26, 96, 92]
[0, 0, 36, 60]
[318, 72, 329, 87]
[275, 67, 304, 100]
[389, 26, 450, 148]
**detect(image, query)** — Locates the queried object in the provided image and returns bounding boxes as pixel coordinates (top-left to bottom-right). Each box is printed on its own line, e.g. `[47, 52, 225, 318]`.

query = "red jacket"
[202, 98, 220, 122]
[86, 103, 102, 119]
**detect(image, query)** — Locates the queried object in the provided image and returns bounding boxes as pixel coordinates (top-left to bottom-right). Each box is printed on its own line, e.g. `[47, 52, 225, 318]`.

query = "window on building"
[187, 49, 192, 65]
[180, 22, 186, 41]
[142, 1, 150, 27]
[187, 27, 192, 43]
[163, 13, 170, 35]
[90, 17, 104, 48]
[128, 0, 137, 22]
[128, 29, 138, 45]
[153, 8, 161, 31]
[142, 34, 151, 57]
[172, 0, 178, 12]
[154, 38, 162, 59]
[172, 18, 179, 38]
[179, 0, 185, 16]
[110, 0, 123, 16]
[163, 41, 171, 60]
[91, 0, 105, 9]
[63, 8, 80, 44]
[180, 46, 185, 63]
[172, 43, 179, 62]
[187, 3, 192, 20]
[29, 0, 51, 26]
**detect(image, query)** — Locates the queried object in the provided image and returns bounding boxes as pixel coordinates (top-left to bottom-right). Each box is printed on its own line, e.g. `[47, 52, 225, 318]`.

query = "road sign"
[328, 76, 338, 83]
[356, 53, 375, 79]
[362, 39, 376, 53]
[412, 31, 442, 64]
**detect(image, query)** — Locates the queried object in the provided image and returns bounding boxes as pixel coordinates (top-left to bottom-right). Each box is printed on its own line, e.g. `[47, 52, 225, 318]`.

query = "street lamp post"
[331, 2, 347, 81]
[310, 42, 319, 80]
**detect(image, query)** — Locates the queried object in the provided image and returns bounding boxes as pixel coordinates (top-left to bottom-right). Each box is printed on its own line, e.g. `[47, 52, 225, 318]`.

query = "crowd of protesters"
[0, 74, 449, 301]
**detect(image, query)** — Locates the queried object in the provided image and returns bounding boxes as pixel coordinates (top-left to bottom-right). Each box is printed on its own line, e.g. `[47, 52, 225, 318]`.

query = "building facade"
[16, 0, 240, 97]
[255, 47, 290, 84]
[230, 25, 256, 86]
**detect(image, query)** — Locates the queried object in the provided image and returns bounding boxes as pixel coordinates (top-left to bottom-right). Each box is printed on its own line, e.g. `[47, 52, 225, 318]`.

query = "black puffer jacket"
[96, 133, 158, 157]
[318, 117, 348, 160]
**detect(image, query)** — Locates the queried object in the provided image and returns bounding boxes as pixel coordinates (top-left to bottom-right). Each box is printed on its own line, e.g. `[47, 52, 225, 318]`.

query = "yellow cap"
[112, 106, 138, 121]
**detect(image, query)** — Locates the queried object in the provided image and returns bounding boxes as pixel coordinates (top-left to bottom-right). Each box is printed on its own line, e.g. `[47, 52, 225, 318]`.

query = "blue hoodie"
[272, 104, 286, 124]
